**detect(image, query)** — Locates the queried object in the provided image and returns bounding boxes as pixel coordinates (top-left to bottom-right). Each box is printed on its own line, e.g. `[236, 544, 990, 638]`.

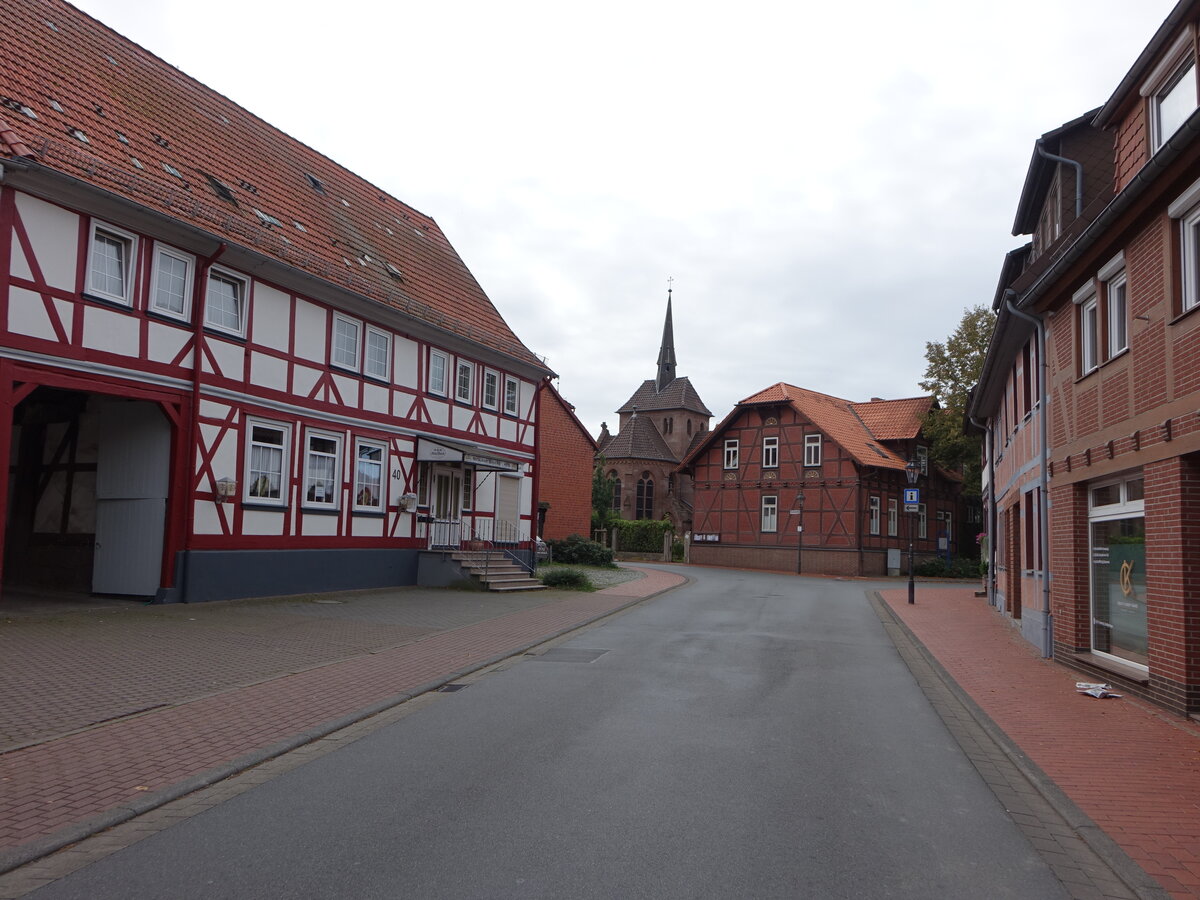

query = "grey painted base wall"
[159, 548, 421, 604]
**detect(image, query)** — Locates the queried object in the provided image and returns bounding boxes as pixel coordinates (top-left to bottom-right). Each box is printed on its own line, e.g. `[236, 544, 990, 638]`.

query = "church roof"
[617, 377, 712, 417]
[597, 414, 678, 463]
[0, 0, 546, 372]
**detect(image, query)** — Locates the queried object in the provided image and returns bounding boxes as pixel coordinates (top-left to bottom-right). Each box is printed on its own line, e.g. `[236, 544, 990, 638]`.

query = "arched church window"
[636, 474, 655, 519]
[686, 419, 692, 435]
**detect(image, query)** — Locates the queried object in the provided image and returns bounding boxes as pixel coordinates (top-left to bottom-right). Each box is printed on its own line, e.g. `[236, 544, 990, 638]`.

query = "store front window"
[1089, 474, 1146, 668]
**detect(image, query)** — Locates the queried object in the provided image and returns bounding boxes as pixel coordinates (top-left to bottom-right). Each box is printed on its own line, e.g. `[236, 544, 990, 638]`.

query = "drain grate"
[438, 683, 468, 692]
[528, 648, 610, 664]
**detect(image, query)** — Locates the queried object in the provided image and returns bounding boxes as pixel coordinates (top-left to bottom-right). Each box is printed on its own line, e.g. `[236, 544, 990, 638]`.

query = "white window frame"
[1106, 276, 1128, 359]
[87, 220, 137, 305]
[303, 430, 343, 510]
[428, 349, 449, 396]
[762, 436, 779, 469]
[503, 376, 520, 415]
[804, 434, 821, 467]
[204, 265, 249, 337]
[244, 418, 291, 506]
[868, 495, 881, 536]
[1075, 283, 1099, 375]
[332, 314, 362, 372]
[482, 369, 499, 410]
[887, 498, 898, 537]
[353, 438, 386, 513]
[761, 495, 778, 533]
[455, 359, 474, 404]
[1143, 32, 1198, 153]
[364, 326, 391, 381]
[1182, 205, 1200, 313]
[724, 439, 739, 470]
[918, 503, 928, 539]
[149, 243, 193, 321]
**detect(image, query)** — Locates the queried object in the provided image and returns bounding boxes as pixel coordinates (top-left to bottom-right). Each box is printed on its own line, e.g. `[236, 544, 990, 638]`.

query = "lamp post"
[794, 492, 805, 575]
[906, 456, 920, 605]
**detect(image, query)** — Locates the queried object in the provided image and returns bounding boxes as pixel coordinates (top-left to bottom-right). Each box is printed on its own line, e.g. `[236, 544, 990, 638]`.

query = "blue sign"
[904, 488, 919, 504]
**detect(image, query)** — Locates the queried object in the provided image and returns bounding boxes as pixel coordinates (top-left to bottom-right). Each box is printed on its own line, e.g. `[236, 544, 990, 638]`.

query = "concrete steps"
[451, 550, 544, 592]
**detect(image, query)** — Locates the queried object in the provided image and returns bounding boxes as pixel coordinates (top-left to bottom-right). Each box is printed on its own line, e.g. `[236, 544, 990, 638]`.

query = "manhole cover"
[529, 648, 610, 663]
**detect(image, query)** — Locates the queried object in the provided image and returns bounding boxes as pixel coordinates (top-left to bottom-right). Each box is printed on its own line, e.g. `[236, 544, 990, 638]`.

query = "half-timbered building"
[680, 384, 964, 577]
[0, 0, 551, 603]
[971, 0, 1200, 716]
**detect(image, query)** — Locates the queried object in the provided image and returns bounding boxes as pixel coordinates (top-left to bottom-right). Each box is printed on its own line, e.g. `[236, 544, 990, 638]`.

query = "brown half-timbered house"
[680, 383, 964, 577]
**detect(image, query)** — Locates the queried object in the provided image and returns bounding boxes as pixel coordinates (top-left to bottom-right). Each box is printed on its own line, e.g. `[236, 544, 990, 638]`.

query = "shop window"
[1088, 474, 1146, 668]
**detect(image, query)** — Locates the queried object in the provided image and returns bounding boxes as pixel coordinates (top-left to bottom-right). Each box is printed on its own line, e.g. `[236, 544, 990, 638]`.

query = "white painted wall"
[14, 193, 78, 291]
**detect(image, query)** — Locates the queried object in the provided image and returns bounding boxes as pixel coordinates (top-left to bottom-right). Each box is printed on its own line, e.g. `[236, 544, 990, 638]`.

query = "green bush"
[614, 519, 673, 553]
[540, 567, 592, 590]
[915, 557, 981, 578]
[671, 539, 685, 562]
[546, 534, 615, 567]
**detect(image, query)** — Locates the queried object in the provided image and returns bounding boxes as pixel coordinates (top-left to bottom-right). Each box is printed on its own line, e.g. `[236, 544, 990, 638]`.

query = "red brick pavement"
[0, 567, 685, 866]
[881, 586, 1200, 900]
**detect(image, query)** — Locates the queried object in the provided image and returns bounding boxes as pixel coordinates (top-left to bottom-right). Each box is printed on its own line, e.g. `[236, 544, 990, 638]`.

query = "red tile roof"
[692, 382, 934, 471]
[0, 0, 546, 370]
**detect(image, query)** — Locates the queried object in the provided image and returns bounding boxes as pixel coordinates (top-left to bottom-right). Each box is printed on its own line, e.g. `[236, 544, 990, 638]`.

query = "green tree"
[919, 305, 995, 498]
[591, 459, 616, 532]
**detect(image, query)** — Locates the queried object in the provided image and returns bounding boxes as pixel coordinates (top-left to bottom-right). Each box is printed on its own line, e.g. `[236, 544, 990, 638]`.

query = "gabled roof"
[1012, 109, 1103, 236]
[0, 0, 546, 372]
[683, 382, 929, 471]
[1095, 1, 1194, 128]
[543, 382, 599, 452]
[618, 377, 712, 417]
[597, 414, 678, 463]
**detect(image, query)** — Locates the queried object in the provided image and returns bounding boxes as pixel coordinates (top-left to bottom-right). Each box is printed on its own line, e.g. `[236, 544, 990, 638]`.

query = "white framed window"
[503, 376, 519, 415]
[364, 327, 390, 381]
[1150, 53, 1197, 152]
[245, 419, 290, 505]
[868, 496, 881, 536]
[416, 461, 430, 508]
[482, 370, 499, 410]
[87, 221, 137, 305]
[353, 439, 386, 512]
[205, 266, 248, 337]
[1077, 288, 1099, 375]
[456, 360, 474, 404]
[804, 434, 821, 467]
[303, 430, 343, 508]
[915, 444, 928, 476]
[918, 503, 927, 539]
[1105, 270, 1128, 358]
[1182, 204, 1200, 313]
[724, 439, 739, 470]
[150, 244, 193, 320]
[762, 436, 779, 469]
[461, 466, 474, 512]
[1088, 472, 1146, 669]
[332, 315, 361, 371]
[761, 495, 778, 533]
[428, 350, 448, 396]
[887, 498, 898, 536]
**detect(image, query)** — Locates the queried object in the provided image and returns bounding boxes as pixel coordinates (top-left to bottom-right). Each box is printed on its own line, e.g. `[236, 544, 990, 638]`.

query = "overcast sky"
[72, 0, 1179, 437]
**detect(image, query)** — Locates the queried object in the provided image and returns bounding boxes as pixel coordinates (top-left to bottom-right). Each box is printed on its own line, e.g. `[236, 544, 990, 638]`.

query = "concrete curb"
[0, 573, 685, 876]
[869, 590, 1169, 900]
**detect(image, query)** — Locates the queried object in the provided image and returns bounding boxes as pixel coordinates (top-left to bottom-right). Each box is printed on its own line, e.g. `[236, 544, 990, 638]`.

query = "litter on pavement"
[1076, 682, 1122, 699]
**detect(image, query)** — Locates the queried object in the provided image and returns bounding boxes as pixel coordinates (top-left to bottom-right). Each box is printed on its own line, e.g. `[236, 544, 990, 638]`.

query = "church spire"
[655, 281, 677, 392]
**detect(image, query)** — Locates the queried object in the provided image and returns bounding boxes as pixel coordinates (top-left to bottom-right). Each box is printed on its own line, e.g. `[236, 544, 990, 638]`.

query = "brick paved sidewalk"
[0, 566, 686, 872]
[881, 586, 1200, 900]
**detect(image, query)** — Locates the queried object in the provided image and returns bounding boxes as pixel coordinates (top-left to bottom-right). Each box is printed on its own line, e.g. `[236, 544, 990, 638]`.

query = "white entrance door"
[93, 400, 170, 595]
[430, 467, 462, 547]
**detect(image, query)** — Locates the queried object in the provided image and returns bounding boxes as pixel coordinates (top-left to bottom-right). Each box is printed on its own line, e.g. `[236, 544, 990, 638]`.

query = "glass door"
[430, 468, 462, 548]
[1089, 475, 1147, 668]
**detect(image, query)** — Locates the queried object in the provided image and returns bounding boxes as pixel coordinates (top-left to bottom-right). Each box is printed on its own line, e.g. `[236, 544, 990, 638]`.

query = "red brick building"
[534, 382, 597, 540]
[680, 383, 963, 576]
[972, 0, 1200, 715]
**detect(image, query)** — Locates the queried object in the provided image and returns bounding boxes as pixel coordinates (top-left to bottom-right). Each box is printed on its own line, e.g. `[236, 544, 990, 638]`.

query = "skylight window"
[1, 98, 36, 120]
[163, 163, 183, 179]
[68, 128, 89, 144]
[385, 263, 404, 280]
[293, 221, 307, 233]
[49, 99, 62, 112]
[253, 209, 282, 228]
[204, 173, 236, 204]
[116, 132, 128, 144]
[342, 199, 350, 207]
[130, 157, 143, 169]
[305, 173, 326, 194]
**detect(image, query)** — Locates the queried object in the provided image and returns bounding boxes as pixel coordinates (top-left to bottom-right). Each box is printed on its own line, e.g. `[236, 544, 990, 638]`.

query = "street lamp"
[906, 456, 920, 605]
[794, 492, 805, 575]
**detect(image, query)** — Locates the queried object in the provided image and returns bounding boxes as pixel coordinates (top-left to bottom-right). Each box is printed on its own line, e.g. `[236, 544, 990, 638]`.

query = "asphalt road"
[27, 567, 1067, 899]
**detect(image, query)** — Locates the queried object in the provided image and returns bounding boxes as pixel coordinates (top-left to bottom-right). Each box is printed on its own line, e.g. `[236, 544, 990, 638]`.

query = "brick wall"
[535, 389, 596, 541]
[1049, 482, 1090, 655]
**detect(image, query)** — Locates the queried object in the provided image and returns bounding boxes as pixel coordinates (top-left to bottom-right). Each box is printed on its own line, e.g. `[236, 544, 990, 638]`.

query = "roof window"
[163, 163, 183, 179]
[293, 221, 307, 233]
[105, 55, 118, 67]
[68, 128, 89, 144]
[130, 157, 143, 169]
[44, 20, 58, 32]
[253, 209, 282, 228]
[93, 105, 105, 118]
[116, 132, 128, 144]
[385, 263, 404, 281]
[204, 173, 236, 204]
[342, 199, 350, 207]
[49, 99, 63, 112]
[305, 173, 325, 194]
[1, 98, 36, 120]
